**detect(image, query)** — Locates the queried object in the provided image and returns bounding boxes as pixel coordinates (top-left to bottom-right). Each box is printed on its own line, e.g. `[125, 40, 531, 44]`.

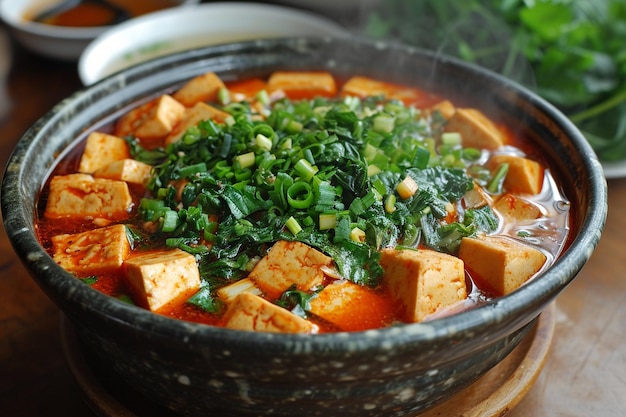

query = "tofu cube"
[458, 236, 547, 296]
[267, 71, 337, 100]
[463, 182, 492, 209]
[51, 224, 130, 275]
[165, 102, 230, 145]
[380, 248, 467, 323]
[173, 71, 226, 107]
[93, 158, 152, 186]
[44, 174, 133, 220]
[428, 100, 456, 120]
[340, 76, 425, 105]
[489, 154, 544, 195]
[309, 280, 395, 332]
[247, 240, 332, 300]
[444, 108, 504, 150]
[118, 94, 186, 141]
[493, 193, 542, 222]
[78, 132, 130, 174]
[226, 78, 267, 102]
[221, 292, 317, 334]
[123, 249, 201, 311]
[216, 277, 263, 303]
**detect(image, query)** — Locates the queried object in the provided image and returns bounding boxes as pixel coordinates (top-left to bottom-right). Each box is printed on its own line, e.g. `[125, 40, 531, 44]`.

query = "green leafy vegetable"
[276, 284, 323, 318]
[132, 93, 500, 296]
[364, 0, 626, 161]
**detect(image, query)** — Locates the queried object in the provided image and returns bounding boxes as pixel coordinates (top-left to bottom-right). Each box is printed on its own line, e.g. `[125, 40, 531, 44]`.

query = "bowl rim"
[1, 36, 608, 352]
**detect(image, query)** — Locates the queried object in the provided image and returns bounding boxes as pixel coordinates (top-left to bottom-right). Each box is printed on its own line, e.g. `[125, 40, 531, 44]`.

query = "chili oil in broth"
[34, 73, 572, 332]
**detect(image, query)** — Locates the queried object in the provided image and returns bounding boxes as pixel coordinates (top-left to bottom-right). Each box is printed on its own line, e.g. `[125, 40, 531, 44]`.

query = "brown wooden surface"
[1, 21, 625, 417]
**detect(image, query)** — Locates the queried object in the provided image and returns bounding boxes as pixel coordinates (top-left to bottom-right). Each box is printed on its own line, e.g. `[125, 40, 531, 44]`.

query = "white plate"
[78, 2, 349, 85]
[601, 160, 626, 179]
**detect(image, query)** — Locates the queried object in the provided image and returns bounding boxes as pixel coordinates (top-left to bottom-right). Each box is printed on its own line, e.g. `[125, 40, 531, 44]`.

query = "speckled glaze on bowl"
[1, 37, 607, 417]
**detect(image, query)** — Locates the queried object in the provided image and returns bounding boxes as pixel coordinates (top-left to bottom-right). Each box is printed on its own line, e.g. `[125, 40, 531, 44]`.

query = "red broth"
[28, 0, 186, 27]
[35, 71, 571, 333]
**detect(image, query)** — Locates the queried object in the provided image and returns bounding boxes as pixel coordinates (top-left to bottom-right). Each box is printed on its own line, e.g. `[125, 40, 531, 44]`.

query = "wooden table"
[1, 24, 625, 417]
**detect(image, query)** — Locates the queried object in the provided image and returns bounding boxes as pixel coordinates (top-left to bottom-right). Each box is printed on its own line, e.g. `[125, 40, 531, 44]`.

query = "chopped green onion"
[294, 158, 318, 182]
[287, 181, 314, 209]
[350, 227, 366, 243]
[285, 120, 303, 134]
[367, 164, 382, 177]
[462, 148, 481, 161]
[373, 114, 395, 134]
[218, 87, 230, 105]
[234, 168, 252, 182]
[234, 152, 256, 169]
[285, 216, 302, 235]
[384, 194, 397, 213]
[256, 90, 270, 106]
[255, 133, 273, 151]
[319, 213, 337, 230]
[487, 163, 509, 193]
[280, 137, 293, 150]
[363, 143, 377, 162]
[161, 209, 179, 232]
[412, 146, 430, 169]
[178, 162, 207, 178]
[442, 132, 462, 146]
[224, 115, 236, 126]
[397, 175, 418, 200]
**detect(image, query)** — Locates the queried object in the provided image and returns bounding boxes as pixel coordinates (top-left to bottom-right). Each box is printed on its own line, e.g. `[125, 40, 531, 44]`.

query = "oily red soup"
[28, 0, 186, 27]
[36, 70, 571, 333]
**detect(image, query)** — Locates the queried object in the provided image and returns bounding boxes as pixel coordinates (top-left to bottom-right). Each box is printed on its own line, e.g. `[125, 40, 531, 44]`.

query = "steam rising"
[325, 0, 538, 92]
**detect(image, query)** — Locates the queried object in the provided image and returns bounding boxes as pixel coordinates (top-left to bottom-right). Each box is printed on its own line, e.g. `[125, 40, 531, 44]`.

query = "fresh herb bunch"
[129, 94, 498, 309]
[365, 0, 626, 161]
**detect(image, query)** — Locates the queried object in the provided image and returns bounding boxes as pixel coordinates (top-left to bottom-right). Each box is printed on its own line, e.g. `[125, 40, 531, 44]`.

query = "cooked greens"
[129, 95, 498, 297]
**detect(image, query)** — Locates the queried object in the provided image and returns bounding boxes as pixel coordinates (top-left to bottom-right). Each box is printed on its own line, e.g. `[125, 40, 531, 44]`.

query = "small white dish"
[0, 0, 200, 61]
[78, 2, 350, 85]
[600, 160, 626, 179]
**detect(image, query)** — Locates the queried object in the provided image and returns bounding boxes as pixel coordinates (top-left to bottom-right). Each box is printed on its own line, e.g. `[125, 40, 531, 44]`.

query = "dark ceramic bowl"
[1, 37, 607, 417]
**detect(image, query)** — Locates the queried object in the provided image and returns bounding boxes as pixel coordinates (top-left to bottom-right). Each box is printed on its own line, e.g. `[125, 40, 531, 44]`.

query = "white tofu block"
[445, 108, 504, 150]
[133, 95, 186, 140]
[44, 174, 133, 220]
[78, 132, 130, 174]
[463, 182, 492, 209]
[51, 224, 130, 275]
[340, 75, 429, 105]
[93, 159, 152, 185]
[165, 102, 230, 145]
[115, 95, 185, 140]
[458, 236, 547, 296]
[267, 71, 337, 99]
[123, 249, 201, 312]
[428, 100, 456, 120]
[493, 193, 542, 222]
[309, 280, 395, 331]
[247, 240, 332, 299]
[221, 292, 317, 334]
[173, 71, 226, 107]
[216, 277, 263, 303]
[489, 154, 544, 195]
[380, 248, 467, 323]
